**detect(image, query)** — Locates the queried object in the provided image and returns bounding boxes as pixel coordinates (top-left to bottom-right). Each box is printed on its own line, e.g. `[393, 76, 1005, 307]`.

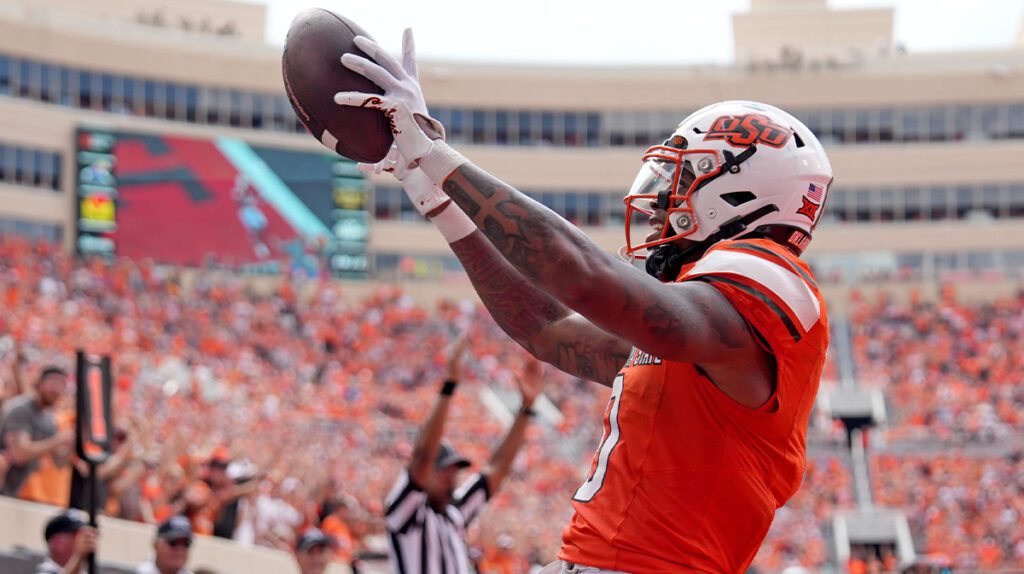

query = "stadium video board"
[74, 127, 370, 278]
[75, 130, 119, 256]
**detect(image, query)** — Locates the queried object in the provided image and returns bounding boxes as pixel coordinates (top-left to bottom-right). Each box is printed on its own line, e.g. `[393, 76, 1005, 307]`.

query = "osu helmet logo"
[704, 113, 792, 148]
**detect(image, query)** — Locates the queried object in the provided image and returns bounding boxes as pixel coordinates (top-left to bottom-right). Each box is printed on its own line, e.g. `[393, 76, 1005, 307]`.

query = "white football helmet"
[622, 100, 833, 262]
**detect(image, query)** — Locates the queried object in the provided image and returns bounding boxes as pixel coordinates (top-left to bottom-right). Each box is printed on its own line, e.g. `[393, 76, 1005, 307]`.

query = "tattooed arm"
[440, 163, 757, 367]
[446, 223, 631, 386]
[333, 32, 769, 403]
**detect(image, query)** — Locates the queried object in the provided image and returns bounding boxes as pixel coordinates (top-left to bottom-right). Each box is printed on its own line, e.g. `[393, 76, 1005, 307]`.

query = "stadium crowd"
[0, 236, 601, 569]
[849, 290, 1024, 443]
[872, 453, 1024, 570]
[2, 236, 1019, 572]
[847, 291, 1024, 570]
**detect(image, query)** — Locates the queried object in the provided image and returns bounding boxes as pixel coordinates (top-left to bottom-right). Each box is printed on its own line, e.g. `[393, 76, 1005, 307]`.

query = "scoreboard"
[75, 129, 118, 256]
[328, 160, 372, 278]
[74, 127, 371, 279]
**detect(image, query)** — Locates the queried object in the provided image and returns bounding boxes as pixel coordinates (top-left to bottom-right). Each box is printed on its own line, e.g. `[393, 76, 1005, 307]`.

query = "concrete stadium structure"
[1, 0, 1023, 305]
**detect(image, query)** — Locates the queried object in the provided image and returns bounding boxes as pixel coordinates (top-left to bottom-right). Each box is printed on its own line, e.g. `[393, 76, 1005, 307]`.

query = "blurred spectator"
[135, 515, 194, 574]
[0, 366, 74, 499]
[200, 451, 230, 537]
[848, 543, 898, 574]
[223, 459, 261, 545]
[244, 475, 306, 550]
[36, 509, 98, 574]
[207, 451, 261, 540]
[294, 528, 333, 574]
[477, 534, 526, 574]
[318, 496, 356, 563]
[70, 426, 141, 515]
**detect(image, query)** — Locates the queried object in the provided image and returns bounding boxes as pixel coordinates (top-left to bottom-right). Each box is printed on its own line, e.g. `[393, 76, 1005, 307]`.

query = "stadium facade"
[1, 0, 1023, 305]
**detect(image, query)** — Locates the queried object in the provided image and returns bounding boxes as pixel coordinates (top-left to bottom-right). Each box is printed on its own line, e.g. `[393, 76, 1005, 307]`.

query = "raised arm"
[3, 426, 74, 466]
[365, 153, 629, 385]
[9, 342, 25, 397]
[481, 358, 543, 493]
[439, 166, 751, 363]
[345, 30, 630, 384]
[447, 219, 630, 386]
[435, 163, 753, 366]
[335, 32, 754, 367]
[408, 337, 466, 486]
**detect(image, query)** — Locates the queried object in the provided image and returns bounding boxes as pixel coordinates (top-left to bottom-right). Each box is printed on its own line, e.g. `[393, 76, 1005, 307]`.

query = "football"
[282, 8, 394, 163]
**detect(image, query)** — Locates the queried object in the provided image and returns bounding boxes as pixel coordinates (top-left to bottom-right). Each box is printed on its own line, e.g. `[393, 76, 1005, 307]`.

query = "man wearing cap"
[294, 528, 333, 574]
[384, 337, 544, 574]
[134, 516, 194, 574]
[36, 509, 98, 574]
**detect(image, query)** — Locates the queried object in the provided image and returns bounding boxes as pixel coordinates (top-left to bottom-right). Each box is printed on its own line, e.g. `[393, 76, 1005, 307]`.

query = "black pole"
[75, 351, 113, 574]
[87, 461, 98, 574]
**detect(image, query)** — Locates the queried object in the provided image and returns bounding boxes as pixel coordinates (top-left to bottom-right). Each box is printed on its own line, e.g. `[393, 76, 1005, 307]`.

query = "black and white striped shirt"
[385, 470, 490, 574]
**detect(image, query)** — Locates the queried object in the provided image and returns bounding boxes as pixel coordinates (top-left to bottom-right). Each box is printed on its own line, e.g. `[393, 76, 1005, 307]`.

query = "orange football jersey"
[560, 238, 829, 573]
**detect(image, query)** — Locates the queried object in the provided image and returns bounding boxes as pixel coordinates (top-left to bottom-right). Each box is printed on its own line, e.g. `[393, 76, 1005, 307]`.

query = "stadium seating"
[872, 453, 1024, 570]
[849, 292, 1024, 443]
[1, 237, 1021, 571]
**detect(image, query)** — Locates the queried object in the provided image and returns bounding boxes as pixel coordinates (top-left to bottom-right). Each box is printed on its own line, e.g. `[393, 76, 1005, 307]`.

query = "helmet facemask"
[621, 139, 725, 262]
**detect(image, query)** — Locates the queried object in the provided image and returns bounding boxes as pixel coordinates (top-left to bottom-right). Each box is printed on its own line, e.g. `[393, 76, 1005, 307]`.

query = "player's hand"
[446, 334, 469, 382]
[334, 29, 445, 168]
[359, 146, 451, 216]
[517, 357, 544, 407]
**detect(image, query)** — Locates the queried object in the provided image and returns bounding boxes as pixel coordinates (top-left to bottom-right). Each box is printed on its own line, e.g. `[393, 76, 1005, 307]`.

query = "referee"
[385, 337, 543, 574]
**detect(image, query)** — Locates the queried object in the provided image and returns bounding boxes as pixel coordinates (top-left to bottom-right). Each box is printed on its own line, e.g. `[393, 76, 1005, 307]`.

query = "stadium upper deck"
[1, 0, 1023, 297]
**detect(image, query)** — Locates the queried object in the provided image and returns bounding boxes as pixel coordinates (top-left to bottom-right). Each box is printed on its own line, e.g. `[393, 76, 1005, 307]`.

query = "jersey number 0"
[573, 374, 624, 502]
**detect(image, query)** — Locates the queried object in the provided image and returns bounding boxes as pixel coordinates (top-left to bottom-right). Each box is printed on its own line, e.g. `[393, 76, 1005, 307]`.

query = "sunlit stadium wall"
[2, 0, 1024, 307]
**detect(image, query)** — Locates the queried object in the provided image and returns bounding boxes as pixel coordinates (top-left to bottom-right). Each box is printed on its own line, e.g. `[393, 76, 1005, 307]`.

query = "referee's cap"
[435, 440, 471, 470]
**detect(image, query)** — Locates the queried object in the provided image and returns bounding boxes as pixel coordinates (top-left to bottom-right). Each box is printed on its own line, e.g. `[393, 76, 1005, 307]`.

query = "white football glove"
[335, 29, 445, 168]
[359, 145, 475, 243]
[358, 145, 450, 217]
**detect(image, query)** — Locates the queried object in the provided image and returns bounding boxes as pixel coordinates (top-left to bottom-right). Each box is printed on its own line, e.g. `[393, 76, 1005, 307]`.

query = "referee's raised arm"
[479, 357, 543, 494]
[408, 334, 467, 488]
[384, 337, 543, 574]
[384, 335, 478, 574]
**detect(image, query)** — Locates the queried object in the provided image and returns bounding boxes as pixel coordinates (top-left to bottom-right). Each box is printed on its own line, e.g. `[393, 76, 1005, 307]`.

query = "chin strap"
[645, 204, 780, 281]
[645, 242, 693, 282]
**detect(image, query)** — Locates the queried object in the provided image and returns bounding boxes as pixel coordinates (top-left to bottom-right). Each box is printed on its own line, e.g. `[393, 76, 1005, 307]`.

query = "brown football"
[282, 8, 393, 163]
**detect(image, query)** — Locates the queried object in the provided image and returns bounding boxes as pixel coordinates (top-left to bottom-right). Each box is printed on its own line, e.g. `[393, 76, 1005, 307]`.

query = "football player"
[335, 30, 833, 574]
